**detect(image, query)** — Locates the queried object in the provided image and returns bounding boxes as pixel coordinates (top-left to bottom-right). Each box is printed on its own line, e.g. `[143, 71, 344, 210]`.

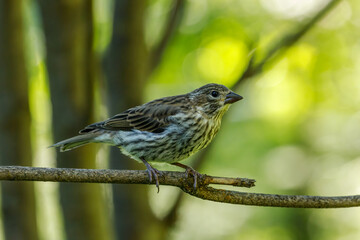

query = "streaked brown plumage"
[52, 83, 243, 191]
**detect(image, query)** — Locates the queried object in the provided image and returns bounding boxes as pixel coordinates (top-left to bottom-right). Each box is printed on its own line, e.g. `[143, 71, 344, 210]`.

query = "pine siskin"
[52, 83, 243, 191]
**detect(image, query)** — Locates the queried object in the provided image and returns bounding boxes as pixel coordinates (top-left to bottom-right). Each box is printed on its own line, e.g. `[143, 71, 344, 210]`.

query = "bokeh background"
[0, 0, 360, 239]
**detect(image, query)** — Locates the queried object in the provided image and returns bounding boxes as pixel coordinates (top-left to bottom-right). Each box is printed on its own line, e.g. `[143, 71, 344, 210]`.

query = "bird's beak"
[224, 91, 243, 104]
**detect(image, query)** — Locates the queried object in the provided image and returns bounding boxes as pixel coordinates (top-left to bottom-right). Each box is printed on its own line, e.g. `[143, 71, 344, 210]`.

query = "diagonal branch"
[1, 166, 359, 208]
[232, 0, 342, 90]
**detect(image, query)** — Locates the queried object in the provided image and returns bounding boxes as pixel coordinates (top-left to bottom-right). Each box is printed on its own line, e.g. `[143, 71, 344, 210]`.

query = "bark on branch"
[1, 166, 359, 208]
[0, 166, 255, 188]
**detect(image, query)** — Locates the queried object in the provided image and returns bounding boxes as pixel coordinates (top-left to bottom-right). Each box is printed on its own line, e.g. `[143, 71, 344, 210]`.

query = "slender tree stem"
[149, 0, 186, 73]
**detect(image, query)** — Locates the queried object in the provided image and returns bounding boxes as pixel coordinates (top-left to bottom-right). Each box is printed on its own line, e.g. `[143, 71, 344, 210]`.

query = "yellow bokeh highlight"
[29, 62, 66, 240]
[254, 59, 313, 124]
[196, 37, 248, 85]
[252, 43, 318, 124]
[29, 62, 52, 136]
[287, 43, 317, 70]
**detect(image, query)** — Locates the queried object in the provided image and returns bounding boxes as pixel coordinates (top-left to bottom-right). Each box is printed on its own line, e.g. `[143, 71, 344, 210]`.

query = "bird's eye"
[210, 91, 219, 98]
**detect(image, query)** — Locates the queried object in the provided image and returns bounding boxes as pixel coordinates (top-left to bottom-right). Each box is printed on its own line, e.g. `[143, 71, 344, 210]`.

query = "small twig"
[1, 166, 359, 208]
[202, 175, 255, 188]
[149, 0, 186, 73]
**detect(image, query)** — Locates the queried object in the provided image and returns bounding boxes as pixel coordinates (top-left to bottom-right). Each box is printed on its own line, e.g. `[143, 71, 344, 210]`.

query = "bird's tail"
[50, 134, 98, 152]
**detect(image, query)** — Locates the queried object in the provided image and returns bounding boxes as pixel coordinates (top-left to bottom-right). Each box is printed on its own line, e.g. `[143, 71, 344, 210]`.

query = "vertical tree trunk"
[0, 1, 39, 239]
[37, 1, 113, 239]
[104, 1, 164, 239]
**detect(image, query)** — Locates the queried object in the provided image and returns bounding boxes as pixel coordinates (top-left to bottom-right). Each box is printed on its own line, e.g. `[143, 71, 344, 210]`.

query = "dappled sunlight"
[319, 1, 352, 29]
[253, 59, 314, 124]
[260, 0, 329, 19]
[29, 62, 65, 240]
[287, 44, 317, 70]
[29, 62, 54, 167]
[196, 37, 248, 85]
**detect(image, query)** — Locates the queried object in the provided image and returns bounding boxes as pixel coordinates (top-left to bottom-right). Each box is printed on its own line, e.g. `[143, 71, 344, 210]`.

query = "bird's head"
[189, 83, 243, 118]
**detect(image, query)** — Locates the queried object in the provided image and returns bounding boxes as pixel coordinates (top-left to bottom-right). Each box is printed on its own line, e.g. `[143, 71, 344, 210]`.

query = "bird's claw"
[146, 167, 162, 193]
[184, 167, 202, 190]
[141, 158, 163, 192]
[171, 162, 202, 190]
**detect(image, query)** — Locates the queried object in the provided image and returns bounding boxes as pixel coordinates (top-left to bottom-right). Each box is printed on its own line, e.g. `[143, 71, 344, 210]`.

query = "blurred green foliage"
[21, 0, 360, 239]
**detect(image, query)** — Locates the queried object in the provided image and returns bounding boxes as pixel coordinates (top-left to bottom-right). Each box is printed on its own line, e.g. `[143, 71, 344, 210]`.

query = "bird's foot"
[172, 162, 202, 190]
[185, 167, 202, 190]
[141, 158, 162, 193]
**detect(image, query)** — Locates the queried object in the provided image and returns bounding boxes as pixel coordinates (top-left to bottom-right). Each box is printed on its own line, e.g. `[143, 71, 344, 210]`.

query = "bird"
[51, 83, 243, 191]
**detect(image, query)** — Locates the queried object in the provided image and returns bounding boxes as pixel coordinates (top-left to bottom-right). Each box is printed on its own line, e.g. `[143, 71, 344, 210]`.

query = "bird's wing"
[79, 97, 185, 134]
